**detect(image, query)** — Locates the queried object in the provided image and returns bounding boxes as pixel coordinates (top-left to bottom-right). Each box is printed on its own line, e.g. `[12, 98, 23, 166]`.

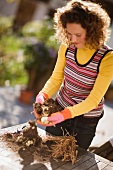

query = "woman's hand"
[32, 92, 49, 119]
[36, 92, 48, 104]
[37, 108, 72, 126]
[33, 107, 41, 119]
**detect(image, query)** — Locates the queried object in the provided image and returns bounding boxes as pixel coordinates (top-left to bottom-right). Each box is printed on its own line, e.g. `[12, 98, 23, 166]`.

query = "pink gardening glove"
[33, 92, 48, 119]
[37, 108, 72, 126]
[35, 92, 48, 104]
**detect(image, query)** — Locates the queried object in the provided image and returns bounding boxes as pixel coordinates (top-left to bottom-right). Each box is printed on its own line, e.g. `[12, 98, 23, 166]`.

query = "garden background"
[0, 0, 113, 149]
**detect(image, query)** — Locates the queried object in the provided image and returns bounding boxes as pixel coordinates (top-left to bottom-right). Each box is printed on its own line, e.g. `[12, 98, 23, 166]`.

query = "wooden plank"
[0, 140, 7, 147]
[21, 158, 67, 170]
[0, 148, 49, 170]
[0, 155, 23, 170]
[106, 152, 113, 161]
[95, 154, 113, 167]
[72, 157, 99, 170]
[109, 161, 113, 167]
[0, 164, 13, 170]
[37, 162, 55, 170]
[86, 151, 113, 166]
[48, 161, 73, 170]
[93, 141, 113, 162]
[0, 157, 16, 170]
[21, 162, 50, 170]
[94, 142, 112, 154]
[0, 155, 48, 170]
[46, 159, 68, 170]
[1, 148, 16, 157]
[53, 153, 91, 170]
[0, 123, 26, 133]
[102, 165, 113, 170]
[0, 165, 12, 170]
[87, 161, 110, 170]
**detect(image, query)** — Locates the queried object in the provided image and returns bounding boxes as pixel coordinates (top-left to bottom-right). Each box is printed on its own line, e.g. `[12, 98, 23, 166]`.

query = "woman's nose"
[70, 35, 77, 43]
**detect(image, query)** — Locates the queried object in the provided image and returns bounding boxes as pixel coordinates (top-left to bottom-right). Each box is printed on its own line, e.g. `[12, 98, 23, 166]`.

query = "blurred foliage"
[24, 42, 51, 71]
[0, 37, 27, 85]
[0, 16, 13, 35]
[0, 16, 27, 86]
[0, 16, 59, 90]
[22, 18, 59, 50]
[21, 18, 59, 92]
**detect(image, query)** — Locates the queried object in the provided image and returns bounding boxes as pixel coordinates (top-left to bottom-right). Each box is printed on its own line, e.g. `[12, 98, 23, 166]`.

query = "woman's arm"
[40, 44, 67, 97]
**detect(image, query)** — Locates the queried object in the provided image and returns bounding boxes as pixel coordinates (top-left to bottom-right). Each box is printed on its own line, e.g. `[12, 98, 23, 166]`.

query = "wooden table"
[0, 123, 113, 170]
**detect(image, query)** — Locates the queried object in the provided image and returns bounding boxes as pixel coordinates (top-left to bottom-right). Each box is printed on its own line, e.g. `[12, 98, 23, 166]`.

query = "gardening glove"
[35, 92, 48, 104]
[37, 108, 72, 126]
[33, 107, 41, 119]
[33, 92, 48, 118]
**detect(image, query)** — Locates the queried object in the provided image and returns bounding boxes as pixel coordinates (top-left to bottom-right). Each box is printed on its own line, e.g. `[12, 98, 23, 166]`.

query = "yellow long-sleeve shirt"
[40, 44, 113, 118]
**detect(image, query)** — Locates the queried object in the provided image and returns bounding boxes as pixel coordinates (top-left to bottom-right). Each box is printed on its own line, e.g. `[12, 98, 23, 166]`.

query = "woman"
[34, 0, 113, 150]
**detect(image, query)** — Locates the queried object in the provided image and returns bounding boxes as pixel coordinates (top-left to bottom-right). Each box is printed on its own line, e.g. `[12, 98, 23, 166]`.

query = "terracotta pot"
[104, 89, 113, 101]
[19, 89, 34, 104]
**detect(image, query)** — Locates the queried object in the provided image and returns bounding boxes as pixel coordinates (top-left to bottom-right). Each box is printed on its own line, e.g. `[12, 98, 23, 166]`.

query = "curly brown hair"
[54, 0, 111, 49]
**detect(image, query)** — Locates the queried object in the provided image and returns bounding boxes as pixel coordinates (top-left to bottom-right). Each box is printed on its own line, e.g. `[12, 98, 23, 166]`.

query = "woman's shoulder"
[60, 43, 68, 50]
[97, 44, 113, 58]
[101, 44, 113, 62]
[58, 43, 68, 56]
[102, 44, 113, 51]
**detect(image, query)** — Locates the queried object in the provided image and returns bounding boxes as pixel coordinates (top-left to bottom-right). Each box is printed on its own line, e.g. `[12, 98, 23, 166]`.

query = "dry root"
[43, 136, 78, 164]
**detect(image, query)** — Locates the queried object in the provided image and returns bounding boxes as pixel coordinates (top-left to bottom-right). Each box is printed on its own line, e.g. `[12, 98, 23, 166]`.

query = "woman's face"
[66, 23, 87, 48]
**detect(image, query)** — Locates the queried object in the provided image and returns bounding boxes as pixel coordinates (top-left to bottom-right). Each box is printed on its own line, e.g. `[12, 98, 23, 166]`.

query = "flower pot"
[19, 89, 34, 105]
[104, 88, 113, 101]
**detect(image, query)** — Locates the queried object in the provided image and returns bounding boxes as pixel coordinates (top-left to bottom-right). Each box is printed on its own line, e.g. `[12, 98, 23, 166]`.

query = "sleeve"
[40, 44, 67, 97]
[67, 51, 113, 118]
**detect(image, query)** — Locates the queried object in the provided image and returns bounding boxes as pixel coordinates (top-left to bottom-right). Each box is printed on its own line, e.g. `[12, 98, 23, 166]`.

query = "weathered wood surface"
[0, 123, 113, 170]
[93, 141, 113, 161]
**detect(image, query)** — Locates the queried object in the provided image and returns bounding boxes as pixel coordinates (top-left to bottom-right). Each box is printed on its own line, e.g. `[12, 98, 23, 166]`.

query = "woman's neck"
[76, 48, 96, 64]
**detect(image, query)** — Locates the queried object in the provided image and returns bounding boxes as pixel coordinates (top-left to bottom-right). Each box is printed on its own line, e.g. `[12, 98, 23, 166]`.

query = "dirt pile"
[33, 98, 63, 117]
[0, 120, 78, 164]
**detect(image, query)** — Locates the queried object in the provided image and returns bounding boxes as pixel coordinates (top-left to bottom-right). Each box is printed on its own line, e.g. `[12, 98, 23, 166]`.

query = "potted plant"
[19, 18, 59, 104]
[104, 79, 113, 101]
[19, 41, 57, 104]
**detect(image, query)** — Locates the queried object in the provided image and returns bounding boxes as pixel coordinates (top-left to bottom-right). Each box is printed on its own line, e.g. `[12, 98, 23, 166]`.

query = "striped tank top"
[56, 45, 112, 117]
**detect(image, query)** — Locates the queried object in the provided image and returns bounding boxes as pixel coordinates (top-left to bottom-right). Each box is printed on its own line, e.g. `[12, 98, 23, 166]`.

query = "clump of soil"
[1, 120, 78, 165]
[33, 98, 63, 118]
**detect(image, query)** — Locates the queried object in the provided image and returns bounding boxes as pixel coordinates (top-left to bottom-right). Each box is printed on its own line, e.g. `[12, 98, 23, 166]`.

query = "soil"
[33, 98, 63, 117]
[0, 120, 78, 165]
